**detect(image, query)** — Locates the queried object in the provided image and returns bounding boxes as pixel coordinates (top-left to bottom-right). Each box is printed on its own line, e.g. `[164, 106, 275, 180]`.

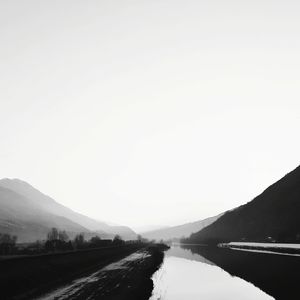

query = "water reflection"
[150, 244, 299, 300]
[185, 244, 300, 300]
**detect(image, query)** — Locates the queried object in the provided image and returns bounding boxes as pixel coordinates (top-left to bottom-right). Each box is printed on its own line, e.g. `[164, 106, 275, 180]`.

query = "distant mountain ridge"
[0, 185, 89, 242]
[0, 179, 136, 242]
[142, 214, 222, 241]
[187, 165, 300, 244]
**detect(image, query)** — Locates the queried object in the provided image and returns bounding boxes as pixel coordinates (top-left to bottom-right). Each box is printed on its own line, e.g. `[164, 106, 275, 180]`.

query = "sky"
[0, 0, 300, 231]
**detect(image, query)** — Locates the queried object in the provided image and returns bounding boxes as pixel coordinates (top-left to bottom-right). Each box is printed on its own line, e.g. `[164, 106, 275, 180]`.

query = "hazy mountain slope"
[142, 214, 222, 241]
[0, 179, 109, 231]
[137, 225, 170, 233]
[188, 165, 300, 244]
[0, 186, 89, 242]
[0, 179, 136, 241]
[100, 226, 136, 240]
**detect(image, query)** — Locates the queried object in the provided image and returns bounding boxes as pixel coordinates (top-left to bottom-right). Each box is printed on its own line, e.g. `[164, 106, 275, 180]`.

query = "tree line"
[0, 228, 133, 255]
[0, 233, 17, 255]
[44, 228, 126, 252]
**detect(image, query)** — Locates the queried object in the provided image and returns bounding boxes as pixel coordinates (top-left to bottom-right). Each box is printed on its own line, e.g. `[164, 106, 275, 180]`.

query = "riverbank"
[0, 244, 141, 299]
[0, 243, 168, 300]
[37, 244, 168, 300]
[219, 242, 300, 255]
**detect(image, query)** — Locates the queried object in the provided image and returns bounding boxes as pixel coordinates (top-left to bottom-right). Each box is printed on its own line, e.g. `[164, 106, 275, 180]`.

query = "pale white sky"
[0, 0, 299, 230]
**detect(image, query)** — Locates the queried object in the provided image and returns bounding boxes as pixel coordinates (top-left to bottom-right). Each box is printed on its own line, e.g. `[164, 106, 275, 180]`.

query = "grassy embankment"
[0, 243, 168, 300]
[0, 244, 142, 299]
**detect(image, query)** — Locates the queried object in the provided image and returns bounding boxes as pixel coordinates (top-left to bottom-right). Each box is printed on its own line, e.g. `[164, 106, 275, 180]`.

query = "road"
[36, 249, 153, 300]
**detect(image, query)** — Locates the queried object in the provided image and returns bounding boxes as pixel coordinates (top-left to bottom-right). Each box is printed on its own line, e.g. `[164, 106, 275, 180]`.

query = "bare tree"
[0, 233, 17, 255]
[113, 234, 124, 245]
[47, 228, 59, 241]
[58, 230, 69, 242]
[74, 233, 85, 249]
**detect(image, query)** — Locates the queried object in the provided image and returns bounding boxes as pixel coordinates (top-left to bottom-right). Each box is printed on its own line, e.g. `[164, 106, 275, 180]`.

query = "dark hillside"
[188, 165, 300, 243]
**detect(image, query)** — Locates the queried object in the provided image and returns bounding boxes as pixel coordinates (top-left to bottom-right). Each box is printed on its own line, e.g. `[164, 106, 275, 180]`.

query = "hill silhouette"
[187, 165, 300, 244]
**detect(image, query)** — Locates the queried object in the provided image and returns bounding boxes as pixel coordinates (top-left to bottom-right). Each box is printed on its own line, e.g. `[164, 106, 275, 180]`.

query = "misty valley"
[2, 0, 300, 299]
[0, 165, 300, 300]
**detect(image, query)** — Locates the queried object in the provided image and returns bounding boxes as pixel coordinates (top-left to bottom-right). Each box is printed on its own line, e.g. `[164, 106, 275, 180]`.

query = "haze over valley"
[1, 163, 300, 245]
[1, 1, 300, 299]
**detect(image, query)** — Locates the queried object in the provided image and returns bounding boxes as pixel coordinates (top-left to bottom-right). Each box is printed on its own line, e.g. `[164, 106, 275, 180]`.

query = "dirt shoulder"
[0, 244, 144, 299]
[36, 244, 168, 300]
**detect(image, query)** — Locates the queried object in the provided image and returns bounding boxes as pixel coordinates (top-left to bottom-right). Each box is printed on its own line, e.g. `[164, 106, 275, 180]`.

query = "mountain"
[142, 214, 222, 241]
[136, 225, 170, 233]
[0, 186, 89, 242]
[0, 179, 136, 242]
[187, 165, 300, 244]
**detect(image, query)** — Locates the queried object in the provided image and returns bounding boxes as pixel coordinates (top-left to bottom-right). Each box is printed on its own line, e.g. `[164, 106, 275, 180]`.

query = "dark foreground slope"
[188, 165, 300, 244]
[0, 243, 167, 300]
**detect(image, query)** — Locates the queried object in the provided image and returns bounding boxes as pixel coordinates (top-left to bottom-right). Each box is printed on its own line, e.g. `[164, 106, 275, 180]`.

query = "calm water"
[150, 244, 300, 300]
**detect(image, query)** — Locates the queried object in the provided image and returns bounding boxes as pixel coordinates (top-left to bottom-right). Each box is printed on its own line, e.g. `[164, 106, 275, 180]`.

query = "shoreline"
[219, 242, 300, 256]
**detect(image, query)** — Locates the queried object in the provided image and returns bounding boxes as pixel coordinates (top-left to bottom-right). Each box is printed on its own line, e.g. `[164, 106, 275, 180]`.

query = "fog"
[0, 0, 300, 229]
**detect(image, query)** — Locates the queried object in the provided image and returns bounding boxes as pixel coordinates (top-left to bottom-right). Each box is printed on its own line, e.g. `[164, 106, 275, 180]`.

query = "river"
[149, 244, 300, 300]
